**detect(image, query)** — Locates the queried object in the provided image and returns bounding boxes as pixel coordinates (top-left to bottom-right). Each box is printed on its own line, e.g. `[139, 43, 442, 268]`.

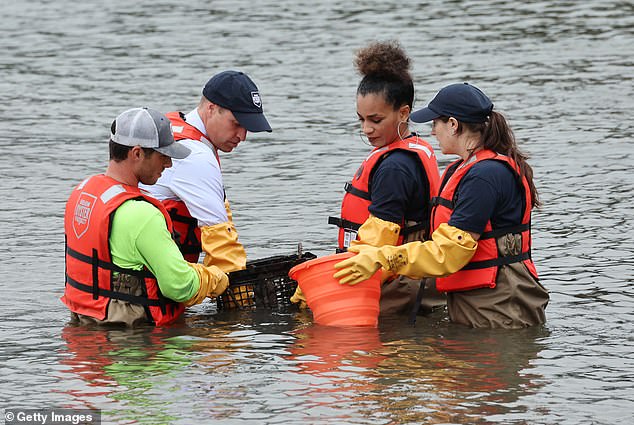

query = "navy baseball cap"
[411, 83, 493, 124]
[202, 70, 272, 132]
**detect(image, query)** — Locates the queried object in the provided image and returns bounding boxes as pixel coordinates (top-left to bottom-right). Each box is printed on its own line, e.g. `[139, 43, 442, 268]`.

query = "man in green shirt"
[63, 107, 229, 326]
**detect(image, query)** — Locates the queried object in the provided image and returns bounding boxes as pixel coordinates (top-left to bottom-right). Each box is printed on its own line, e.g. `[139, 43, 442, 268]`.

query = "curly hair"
[355, 40, 414, 110]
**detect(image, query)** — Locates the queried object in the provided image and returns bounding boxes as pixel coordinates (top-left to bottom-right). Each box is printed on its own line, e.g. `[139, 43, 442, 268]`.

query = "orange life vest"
[162, 198, 202, 263]
[167, 112, 208, 143]
[163, 112, 221, 262]
[431, 150, 538, 292]
[329, 135, 440, 250]
[62, 174, 185, 326]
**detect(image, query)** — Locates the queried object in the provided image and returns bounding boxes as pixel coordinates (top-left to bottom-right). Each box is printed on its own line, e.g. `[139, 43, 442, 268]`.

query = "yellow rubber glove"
[201, 222, 247, 273]
[184, 263, 229, 307]
[350, 215, 400, 247]
[290, 286, 308, 309]
[351, 215, 401, 283]
[333, 223, 478, 285]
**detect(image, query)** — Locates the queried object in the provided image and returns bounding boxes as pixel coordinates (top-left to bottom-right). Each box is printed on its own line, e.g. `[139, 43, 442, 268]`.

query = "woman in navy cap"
[334, 83, 549, 328]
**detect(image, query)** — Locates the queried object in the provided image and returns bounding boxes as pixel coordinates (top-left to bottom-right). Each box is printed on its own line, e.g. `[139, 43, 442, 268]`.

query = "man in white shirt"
[141, 70, 271, 273]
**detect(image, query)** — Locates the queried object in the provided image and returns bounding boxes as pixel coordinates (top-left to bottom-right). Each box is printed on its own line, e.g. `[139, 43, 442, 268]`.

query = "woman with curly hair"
[293, 41, 443, 317]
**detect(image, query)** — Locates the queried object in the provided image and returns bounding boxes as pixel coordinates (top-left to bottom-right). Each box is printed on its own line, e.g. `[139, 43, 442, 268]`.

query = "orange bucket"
[288, 252, 381, 327]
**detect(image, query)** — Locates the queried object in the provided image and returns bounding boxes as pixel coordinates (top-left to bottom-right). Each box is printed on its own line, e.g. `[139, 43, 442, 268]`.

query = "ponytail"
[482, 112, 540, 208]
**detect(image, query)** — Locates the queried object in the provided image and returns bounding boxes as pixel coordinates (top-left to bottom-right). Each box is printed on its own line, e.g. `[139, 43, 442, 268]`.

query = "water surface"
[1, 1, 633, 424]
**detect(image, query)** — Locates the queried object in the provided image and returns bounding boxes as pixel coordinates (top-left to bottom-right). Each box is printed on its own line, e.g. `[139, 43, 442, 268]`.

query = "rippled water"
[1, 0, 633, 424]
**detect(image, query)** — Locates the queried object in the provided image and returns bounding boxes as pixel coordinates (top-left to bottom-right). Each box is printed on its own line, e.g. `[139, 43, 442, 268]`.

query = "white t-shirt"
[140, 109, 228, 227]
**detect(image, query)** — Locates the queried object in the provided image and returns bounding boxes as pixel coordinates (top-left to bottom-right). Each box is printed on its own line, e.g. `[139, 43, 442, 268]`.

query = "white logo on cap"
[251, 92, 262, 108]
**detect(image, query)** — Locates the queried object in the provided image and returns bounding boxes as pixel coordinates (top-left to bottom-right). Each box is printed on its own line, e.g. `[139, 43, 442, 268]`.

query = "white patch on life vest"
[408, 143, 433, 158]
[251, 92, 262, 108]
[172, 125, 184, 134]
[100, 185, 126, 204]
[77, 177, 90, 190]
[343, 229, 358, 248]
[73, 192, 97, 239]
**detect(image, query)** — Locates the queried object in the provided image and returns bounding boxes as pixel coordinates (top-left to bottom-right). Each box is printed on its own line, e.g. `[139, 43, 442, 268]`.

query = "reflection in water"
[286, 324, 388, 423]
[59, 324, 197, 424]
[290, 324, 385, 375]
[283, 320, 550, 424]
[370, 324, 551, 424]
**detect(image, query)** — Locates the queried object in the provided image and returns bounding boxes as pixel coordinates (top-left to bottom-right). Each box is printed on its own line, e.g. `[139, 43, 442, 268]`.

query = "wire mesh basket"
[213, 247, 316, 310]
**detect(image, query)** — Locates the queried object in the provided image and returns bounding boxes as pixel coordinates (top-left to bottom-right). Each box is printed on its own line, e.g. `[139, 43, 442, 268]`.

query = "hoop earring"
[359, 130, 371, 146]
[397, 120, 409, 141]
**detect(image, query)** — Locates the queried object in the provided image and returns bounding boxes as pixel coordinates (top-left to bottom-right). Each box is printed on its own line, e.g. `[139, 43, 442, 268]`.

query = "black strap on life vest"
[335, 171, 431, 239]
[67, 246, 154, 279]
[461, 222, 533, 270]
[91, 248, 99, 300]
[327, 216, 362, 231]
[66, 245, 178, 310]
[479, 223, 530, 240]
[431, 196, 454, 210]
[328, 216, 428, 240]
[430, 161, 461, 210]
[65, 274, 167, 307]
[461, 251, 531, 270]
[167, 207, 198, 227]
[344, 182, 371, 201]
[167, 208, 201, 255]
[153, 287, 170, 315]
[400, 221, 429, 238]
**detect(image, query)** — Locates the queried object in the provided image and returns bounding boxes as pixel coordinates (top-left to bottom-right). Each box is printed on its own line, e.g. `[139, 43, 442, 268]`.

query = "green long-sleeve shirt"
[109, 199, 199, 302]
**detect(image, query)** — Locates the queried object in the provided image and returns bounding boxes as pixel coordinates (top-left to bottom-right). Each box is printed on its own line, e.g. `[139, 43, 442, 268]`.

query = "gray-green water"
[1, 1, 633, 423]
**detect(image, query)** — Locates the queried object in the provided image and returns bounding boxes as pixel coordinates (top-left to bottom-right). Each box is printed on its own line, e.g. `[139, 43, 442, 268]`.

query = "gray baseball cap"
[111, 107, 191, 159]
